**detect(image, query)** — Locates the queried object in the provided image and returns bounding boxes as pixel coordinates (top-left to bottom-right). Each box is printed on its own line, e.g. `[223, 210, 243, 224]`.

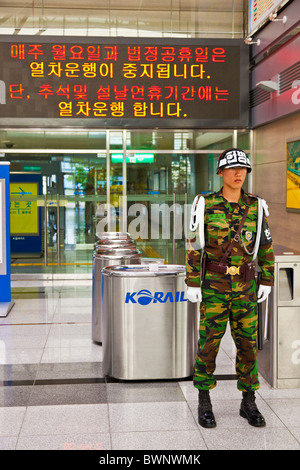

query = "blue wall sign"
[10, 172, 42, 255]
[0, 162, 14, 317]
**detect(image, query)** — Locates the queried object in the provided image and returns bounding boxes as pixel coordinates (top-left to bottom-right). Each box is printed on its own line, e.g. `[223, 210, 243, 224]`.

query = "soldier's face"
[219, 167, 247, 190]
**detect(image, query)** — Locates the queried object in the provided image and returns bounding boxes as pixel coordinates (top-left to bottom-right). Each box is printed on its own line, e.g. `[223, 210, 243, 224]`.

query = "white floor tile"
[201, 426, 300, 450]
[214, 350, 236, 375]
[52, 314, 92, 324]
[56, 297, 92, 308]
[1, 311, 55, 324]
[0, 436, 18, 450]
[0, 407, 26, 437]
[0, 324, 51, 339]
[45, 324, 92, 348]
[290, 427, 300, 443]
[9, 298, 58, 313]
[20, 404, 109, 436]
[258, 377, 300, 399]
[109, 402, 198, 433]
[0, 347, 43, 364]
[17, 432, 111, 450]
[41, 345, 102, 363]
[111, 430, 207, 450]
[263, 398, 300, 428]
[0, 325, 51, 350]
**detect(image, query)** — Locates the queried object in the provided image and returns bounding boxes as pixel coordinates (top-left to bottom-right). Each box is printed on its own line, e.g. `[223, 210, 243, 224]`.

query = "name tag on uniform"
[209, 213, 226, 220]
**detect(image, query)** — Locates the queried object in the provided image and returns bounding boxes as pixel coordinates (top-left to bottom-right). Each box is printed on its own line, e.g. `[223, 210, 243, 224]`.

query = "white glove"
[186, 287, 202, 303]
[257, 285, 271, 303]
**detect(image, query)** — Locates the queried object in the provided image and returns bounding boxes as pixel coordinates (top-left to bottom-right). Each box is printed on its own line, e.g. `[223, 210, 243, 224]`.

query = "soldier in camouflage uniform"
[186, 148, 274, 428]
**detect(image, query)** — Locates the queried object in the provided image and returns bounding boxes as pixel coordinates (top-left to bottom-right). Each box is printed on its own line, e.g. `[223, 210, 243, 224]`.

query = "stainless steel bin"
[141, 257, 165, 264]
[94, 232, 136, 250]
[92, 233, 141, 343]
[258, 245, 300, 388]
[102, 264, 198, 380]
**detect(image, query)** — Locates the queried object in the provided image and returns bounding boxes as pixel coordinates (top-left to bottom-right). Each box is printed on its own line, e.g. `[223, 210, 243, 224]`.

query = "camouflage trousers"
[193, 274, 259, 392]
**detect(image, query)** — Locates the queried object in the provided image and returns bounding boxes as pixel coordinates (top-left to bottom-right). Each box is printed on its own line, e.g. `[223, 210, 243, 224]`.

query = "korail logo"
[125, 289, 187, 305]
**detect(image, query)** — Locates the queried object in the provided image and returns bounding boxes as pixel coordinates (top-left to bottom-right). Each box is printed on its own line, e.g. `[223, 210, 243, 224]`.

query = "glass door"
[126, 152, 191, 264]
[10, 152, 107, 278]
[7, 128, 249, 277]
[48, 153, 107, 275]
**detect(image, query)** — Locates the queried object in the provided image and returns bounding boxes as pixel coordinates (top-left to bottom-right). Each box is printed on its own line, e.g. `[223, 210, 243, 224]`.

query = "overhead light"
[244, 37, 261, 46]
[269, 12, 287, 23]
[256, 80, 278, 92]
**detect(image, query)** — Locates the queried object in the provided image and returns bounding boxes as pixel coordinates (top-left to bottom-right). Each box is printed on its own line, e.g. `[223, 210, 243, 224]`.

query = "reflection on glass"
[6, 128, 249, 273]
[110, 157, 123, 231]
[126, 152, 191, 263]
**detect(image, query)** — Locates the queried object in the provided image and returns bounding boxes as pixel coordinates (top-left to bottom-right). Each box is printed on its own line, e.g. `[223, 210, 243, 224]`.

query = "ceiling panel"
[0, 0, 244, 11]
[0, 0, 246, 36]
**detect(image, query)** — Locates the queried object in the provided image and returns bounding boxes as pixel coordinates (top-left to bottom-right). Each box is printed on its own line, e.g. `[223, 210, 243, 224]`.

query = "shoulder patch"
[245, 193, 259, 206]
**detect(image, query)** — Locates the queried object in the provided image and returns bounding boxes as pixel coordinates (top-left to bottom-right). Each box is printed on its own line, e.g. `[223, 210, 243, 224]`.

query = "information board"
[10, 182, 39, 235]
[10, 173, 42, 255]
[0, 36, 249, 129]
[248, 0, 289, 36]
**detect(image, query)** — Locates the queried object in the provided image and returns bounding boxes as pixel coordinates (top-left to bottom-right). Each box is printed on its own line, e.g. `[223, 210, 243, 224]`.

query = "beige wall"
[253, 113, 300, 252]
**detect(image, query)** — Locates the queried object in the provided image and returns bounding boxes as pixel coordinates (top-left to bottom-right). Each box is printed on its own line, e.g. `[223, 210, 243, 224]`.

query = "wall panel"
[253, 112, 300, 251]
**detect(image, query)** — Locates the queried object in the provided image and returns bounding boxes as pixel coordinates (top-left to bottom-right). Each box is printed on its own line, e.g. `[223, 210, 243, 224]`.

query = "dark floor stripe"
[1, 374, 237, 387]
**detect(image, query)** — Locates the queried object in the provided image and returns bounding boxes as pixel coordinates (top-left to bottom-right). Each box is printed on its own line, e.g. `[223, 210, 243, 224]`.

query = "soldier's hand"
[186, 287, 202, 303]
[257, 285, 271, 303]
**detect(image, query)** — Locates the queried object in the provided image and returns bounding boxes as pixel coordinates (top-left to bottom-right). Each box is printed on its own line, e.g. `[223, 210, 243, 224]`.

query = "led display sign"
[0, 36, 249, 129]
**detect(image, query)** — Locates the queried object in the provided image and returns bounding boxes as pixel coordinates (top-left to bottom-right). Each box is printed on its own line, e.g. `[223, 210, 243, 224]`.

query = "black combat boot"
[239, 391, 266, 427]
[198, 390, 216, 428]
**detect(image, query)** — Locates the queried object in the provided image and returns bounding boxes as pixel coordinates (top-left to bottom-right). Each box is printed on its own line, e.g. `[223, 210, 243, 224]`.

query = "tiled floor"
[0, 279, 300, 451]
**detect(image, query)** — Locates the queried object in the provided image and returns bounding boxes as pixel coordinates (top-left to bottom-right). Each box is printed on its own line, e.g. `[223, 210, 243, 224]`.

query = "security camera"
[269, 12, 287, 23]
[244, 37, 261, 46]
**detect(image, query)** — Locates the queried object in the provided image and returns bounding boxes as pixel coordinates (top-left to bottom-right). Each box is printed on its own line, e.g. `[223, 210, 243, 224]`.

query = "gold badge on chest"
[245, 231, 252, 241]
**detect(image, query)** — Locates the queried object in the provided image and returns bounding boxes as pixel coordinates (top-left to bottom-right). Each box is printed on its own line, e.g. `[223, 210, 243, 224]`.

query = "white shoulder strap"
[261, 198, 269, 217]
[189, 195, 200, 231]
[189, 195, 205, 250]
[243, 196, 265, 260]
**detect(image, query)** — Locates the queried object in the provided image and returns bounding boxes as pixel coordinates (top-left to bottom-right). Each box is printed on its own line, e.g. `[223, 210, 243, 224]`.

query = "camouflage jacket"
[185, 189, 275, 287]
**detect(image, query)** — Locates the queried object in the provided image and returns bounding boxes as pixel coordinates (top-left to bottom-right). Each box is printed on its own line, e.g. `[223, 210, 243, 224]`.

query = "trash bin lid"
[95, 247, 141, 258]
[102, 264, 185, 276]
[96, 231, 133, 241]
[95, 239, 137, 249]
